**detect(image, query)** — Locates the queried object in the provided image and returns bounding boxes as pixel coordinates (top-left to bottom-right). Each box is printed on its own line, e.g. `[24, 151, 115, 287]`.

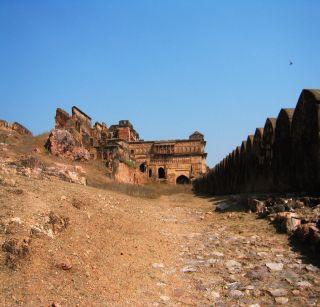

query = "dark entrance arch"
[158, 167, 166, 179]
[149, 169, 152, 177]
[176, 175, 190, 184]
[139, 163, 147, 173]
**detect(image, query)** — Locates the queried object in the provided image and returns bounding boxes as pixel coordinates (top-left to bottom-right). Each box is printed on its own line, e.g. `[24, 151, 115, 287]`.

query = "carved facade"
[53, 106, 207, 184]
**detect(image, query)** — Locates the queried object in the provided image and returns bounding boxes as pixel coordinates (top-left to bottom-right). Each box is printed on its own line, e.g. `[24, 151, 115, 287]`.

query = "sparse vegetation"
[120, 158, 136, 168]
[87, 177, 192, 199]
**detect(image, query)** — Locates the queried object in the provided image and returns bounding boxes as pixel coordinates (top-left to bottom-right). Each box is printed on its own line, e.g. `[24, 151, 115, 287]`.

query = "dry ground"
[0, 130, 320, 306]
[1, 174, 320, 306]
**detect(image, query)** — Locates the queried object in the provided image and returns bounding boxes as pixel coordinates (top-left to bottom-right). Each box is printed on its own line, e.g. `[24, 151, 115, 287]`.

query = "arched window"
[158, 167, 165, 179]
[176, 175, 190, 184]
[139, 163, 147, 173]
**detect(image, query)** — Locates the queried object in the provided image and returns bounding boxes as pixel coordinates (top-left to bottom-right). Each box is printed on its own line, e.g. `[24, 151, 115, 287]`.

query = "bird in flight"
[289, 60, 293, 66]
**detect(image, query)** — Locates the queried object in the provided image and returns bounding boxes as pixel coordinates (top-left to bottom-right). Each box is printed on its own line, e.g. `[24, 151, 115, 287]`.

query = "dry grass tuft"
[89, 181, 192, 199]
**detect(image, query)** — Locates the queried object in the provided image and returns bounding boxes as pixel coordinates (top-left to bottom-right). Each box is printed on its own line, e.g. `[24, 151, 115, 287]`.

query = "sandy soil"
[1, 172, 320, 306]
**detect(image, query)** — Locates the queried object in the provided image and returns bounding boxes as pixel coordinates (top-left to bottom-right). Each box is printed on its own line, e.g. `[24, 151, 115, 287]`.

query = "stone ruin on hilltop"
[0, 120, 33, 137]
[45, 106, 207, 184]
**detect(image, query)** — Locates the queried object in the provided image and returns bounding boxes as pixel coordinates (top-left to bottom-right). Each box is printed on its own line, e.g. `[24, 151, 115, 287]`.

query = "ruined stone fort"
[53, 106, 207, 184]
[193, 89, 320, 195]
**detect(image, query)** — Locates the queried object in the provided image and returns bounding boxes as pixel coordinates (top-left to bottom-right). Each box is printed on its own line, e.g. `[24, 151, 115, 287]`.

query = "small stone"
[61, 195, 67, 201]
[297, 280, 312, 288]
[56, 261, 72, 270]
[207, 258, 218, 265]
[257, 251, 268, 257]
[275, 297, 289, 304]
[245, 266, 269, 280]
[211, 251, 224, 257]
[225, 260, 242, 269]
[160, 295, 170, 302]
[215, 202, 231, 212]
[152, 263, 165, 269]
[249, 304, 260, 307]
[306, 264, 318, 272]
[210, 291, 220, 299]
[268, 289, 288, 297]
[229, 289, 244, 298]
[266, 262, 283, 271]
[156, 282, 166, 287]
[227, 281, 241, 290]
[181, 266, 197, 273]
[164, 268, 176, 275]
[292, 290, 300, 296]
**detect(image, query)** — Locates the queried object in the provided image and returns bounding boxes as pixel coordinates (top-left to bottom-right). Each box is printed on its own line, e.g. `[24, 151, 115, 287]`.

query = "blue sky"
[1, 1, 319, 166]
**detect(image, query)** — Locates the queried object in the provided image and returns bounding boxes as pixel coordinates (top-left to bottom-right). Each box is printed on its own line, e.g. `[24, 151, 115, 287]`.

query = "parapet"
[12, 122, 33, 136]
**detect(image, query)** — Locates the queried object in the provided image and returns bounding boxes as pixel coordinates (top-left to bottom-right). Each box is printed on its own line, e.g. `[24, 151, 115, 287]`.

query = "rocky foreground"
[1, 169, 320, 306]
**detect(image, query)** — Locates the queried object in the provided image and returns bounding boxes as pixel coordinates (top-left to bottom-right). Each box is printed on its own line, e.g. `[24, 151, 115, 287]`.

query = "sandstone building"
[51, 107, 207, 184]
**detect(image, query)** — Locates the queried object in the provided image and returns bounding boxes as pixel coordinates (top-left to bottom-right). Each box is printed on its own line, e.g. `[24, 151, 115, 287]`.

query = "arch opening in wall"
[139, 163, 147, 173]
[176, 175, 190, 184]
[158, 167, 166, 179]
[149, 169, 152, 177]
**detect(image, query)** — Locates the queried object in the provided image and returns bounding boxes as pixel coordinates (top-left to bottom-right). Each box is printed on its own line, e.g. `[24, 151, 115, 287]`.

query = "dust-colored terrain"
[1, 129, 320, 306]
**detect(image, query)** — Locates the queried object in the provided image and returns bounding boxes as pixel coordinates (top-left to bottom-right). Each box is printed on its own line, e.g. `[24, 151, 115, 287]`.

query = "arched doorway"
[158, 167, 166, 179]
[149, 169, 152, 177]
[139, 163, 147, 173]
[176, 175, 190, 184]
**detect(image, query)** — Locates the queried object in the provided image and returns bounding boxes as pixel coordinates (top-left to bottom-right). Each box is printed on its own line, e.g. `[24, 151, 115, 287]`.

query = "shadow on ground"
[193, 191, 320, 268]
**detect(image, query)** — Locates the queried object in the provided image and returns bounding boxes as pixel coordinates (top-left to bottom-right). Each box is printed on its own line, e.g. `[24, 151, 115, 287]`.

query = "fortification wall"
[193, 89, 320, 195]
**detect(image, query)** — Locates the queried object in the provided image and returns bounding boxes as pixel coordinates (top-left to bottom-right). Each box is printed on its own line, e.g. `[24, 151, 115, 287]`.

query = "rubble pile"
[247, 196, 320, 255]
[0, 211, 70, 270]
[0, 155, 87, 186]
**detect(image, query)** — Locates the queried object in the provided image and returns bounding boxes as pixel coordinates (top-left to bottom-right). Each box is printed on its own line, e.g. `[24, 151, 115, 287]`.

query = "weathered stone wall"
[0, 120, 32, 136]
[193, 89, 320, 195]
[71, 106, 92, 134]
[0, 120, 10, 128]
[55, 108, 71, 129]
[113, 161, 148, 185]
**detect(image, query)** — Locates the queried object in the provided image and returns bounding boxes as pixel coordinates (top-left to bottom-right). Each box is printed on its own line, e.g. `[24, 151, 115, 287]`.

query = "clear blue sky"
[1, 1, 319, 166]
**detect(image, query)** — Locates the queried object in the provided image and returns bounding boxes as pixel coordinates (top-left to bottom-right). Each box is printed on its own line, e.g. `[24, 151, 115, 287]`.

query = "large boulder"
[72, 146, 90, 161]
[270, 212, 301, 234]
[45, 129, 89, 161]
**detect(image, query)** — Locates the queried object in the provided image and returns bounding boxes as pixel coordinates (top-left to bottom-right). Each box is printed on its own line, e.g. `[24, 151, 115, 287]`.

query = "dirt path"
[1, 174, 320, 306]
